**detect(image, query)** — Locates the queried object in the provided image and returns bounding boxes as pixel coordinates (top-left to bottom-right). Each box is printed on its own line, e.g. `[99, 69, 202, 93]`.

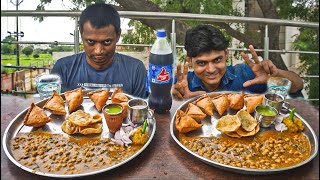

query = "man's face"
[190, 50, 228, 91]
[81, 21, 120, 70]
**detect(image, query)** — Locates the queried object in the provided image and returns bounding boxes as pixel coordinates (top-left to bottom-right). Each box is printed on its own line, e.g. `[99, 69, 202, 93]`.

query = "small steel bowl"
[255, 105, 278, 128]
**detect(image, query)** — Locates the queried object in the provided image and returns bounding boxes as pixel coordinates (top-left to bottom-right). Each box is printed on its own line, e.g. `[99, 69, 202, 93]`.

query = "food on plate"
[66, 110, 92, 127]
[78, 122, 103, 135]
[256, 105, 277, 116]
[215, 110, 259, 138]
[236, 109, 258, 132]
[180, 131, 311, 169]
[120, 102, 129, 118]
[11, 131, 144, 175]
[64, 87, 83, 113]
[185, 103, 207, 122]
[23, 103, 52, 127]
[193, 94, 214, 116]
[62, 110, 102, 135]
[211, 94, 229, 116]
[283, 108, 304, 133]
[235, 126, 256, 137]
[175, 110, 203, 133]
[225, 131, 242, 138]
[132, 121, 149, 145]
[216, 115, 241, 133]
[111, 87, 129, 103]
[244, 94, 264, 113]
[87, 89, 109, 112]
[228, 91, 244, 110]
[43, 90, 66, 115]
[61, 121, 79, 134]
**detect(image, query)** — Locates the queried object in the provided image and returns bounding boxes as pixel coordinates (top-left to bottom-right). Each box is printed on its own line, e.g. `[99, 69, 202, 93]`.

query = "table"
[1, 95, 319, 179]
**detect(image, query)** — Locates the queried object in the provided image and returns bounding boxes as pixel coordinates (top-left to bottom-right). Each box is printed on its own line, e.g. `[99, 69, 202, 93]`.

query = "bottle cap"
[157, 30, 166, 37]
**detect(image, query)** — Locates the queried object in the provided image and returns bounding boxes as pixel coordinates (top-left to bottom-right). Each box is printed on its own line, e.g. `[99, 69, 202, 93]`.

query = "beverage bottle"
[147, 30, 173, 114]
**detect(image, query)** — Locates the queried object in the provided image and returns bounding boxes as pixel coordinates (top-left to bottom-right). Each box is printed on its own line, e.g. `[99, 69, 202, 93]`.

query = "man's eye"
[215, 58, 223, 63]
[103, 40, 112, 45]
[197, 61, 206, 66]
[87, 40, 94, 45]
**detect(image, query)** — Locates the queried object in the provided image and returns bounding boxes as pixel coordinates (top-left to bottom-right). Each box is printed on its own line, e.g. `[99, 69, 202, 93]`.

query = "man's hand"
[172, 62, 206, 100]
[241, 45, 271, 88]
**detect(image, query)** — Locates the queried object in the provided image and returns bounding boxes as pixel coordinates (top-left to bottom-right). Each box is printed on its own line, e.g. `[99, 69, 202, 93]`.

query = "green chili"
[290, 108, 296, 120]
[141, 120, 148, 134]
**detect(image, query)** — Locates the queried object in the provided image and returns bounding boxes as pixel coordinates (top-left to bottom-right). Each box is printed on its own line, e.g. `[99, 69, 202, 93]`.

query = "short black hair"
[79, 3, 121, 34]
[184, 25, 229, 57]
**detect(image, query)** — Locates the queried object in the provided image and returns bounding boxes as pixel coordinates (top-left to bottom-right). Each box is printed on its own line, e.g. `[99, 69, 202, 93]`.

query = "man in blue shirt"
[51, 3, 147, 98]
[172, 25, 303, 100]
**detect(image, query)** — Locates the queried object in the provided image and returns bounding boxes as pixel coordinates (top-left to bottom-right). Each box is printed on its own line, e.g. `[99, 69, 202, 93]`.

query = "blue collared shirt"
[184, 64, 267, 94]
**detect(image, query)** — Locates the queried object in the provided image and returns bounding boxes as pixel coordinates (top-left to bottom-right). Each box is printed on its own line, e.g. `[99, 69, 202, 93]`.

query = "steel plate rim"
[170, 91, 319, 175]
[3, 91, 157, 178]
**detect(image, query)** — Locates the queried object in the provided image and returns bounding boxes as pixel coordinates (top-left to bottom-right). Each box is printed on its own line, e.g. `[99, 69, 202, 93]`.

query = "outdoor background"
[1, 0, 318, 106]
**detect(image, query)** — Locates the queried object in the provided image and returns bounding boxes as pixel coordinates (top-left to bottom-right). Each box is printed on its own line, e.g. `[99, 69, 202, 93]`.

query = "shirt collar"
[220, 66, 237, 89]
[190, 66, 237, 91]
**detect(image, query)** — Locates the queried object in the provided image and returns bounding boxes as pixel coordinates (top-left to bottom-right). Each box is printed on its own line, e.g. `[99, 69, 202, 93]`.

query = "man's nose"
[94, 43, 103, 54]
[207, 62, 216, 73]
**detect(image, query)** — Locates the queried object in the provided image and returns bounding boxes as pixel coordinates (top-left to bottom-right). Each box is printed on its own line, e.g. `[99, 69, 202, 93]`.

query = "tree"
[274, 0, 319, 106]
[1, 36, 16, 54]
[22, 46, 34, 56]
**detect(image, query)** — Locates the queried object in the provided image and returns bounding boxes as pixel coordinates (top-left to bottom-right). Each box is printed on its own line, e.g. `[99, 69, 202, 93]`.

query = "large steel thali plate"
[170, 91, 318, 175]
[2, 90, 156, 178]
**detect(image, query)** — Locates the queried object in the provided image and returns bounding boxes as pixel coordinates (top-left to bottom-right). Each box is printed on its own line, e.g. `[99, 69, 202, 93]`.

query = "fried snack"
[23, 103, 52, 127]
[62, 110, 103, 135]
[216, 115, 241, 133]
[175, 110, 203, 133]
[244, 94, 264, 113]
[90, 113, 103, 124]
[193, 94, 214, 116]
[64, 87, 83, 113]
[255, 123, 260, 133]
[211, 94, 229, 116]
[236, 109, 258, 132]
[66, 110, 91, 127]
[61, 121, 79, 134]
[120, 102, 129, 118]
[228, 91, 245, 110]
[43, 90, 66, 115]
[226, 131, 242, 138]
[78, 123, 102, 135]
[235, 126, 256, 137]
[111, 87, 128, 103]
[185, 103, 207, 122]
[87, 89, 109, 112]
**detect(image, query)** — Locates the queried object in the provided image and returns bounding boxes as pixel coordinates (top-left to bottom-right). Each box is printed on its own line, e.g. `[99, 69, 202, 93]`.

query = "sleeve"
[133, 62, 148, 99]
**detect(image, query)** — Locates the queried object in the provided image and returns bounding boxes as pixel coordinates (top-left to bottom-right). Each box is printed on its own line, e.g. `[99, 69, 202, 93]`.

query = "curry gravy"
[180, 131, 311, 169]
[11, 131, 143, 175]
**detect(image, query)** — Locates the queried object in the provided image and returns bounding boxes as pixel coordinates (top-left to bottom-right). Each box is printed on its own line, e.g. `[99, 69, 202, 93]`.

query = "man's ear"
[186, 55, 192, 64]
[116, 30, 121, 42]
[225, 48, 229, 57]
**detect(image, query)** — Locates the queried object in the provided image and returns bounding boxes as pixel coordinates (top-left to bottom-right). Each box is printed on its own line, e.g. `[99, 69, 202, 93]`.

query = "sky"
[1, 0, 130, 43]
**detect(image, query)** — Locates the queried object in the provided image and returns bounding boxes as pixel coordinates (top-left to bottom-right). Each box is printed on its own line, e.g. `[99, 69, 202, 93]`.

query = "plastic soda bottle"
[147, 30, 174, 114]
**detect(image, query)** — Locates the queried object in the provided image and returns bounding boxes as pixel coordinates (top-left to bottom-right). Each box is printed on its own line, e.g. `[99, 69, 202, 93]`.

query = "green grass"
[1, 53, 54, 74]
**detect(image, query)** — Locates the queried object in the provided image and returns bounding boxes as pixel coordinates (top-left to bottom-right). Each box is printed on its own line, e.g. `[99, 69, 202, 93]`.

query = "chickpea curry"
[11, 131, 143, 175]
[180, 131, 311, 169]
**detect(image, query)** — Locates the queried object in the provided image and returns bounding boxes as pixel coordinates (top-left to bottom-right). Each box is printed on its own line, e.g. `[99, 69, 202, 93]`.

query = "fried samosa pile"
[175, 92, 264, 134]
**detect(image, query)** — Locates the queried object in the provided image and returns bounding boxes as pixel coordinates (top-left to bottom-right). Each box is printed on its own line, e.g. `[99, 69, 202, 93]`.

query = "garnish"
[289, 108, 296, 120]
[141, 119, 148, 134]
